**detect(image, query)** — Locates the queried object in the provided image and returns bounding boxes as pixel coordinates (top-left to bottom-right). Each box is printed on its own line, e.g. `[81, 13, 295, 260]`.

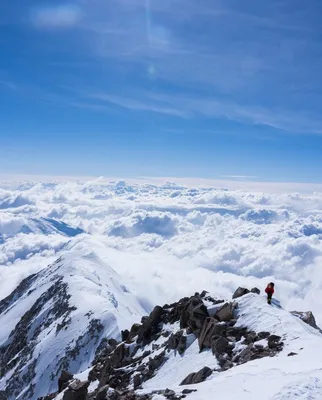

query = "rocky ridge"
[37, 286, 317, 400]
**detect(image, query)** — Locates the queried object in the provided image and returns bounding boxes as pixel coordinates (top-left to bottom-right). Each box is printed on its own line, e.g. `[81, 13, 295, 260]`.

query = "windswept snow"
[0, 238, 148, 400]
[141, 294, 322, 400]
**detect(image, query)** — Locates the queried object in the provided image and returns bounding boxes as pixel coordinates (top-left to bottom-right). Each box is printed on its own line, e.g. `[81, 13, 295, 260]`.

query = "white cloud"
[1, 179, 322, 327]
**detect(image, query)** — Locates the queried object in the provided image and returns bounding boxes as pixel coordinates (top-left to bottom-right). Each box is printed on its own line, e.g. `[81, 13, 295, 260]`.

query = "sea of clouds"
[1, 178, 322, 324]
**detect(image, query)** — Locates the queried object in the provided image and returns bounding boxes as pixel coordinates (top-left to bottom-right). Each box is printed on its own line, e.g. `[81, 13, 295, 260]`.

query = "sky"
[1, 0, 322, 182]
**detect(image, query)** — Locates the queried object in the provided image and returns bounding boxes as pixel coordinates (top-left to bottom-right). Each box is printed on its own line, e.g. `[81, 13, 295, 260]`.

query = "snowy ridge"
[135, 294, 322, 397]
[0, 238, 147, 400]
[174, 294, 322, 400]
[40, 291, 322, 400]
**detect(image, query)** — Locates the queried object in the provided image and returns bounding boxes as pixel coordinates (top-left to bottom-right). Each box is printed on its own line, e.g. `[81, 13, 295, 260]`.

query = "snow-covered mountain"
[33, 288, 322, 400]
[2, 179, 322, 399]
[0, 239, 148, 400]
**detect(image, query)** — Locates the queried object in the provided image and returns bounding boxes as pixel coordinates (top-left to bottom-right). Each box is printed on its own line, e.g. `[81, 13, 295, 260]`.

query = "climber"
[265, 282, 274, 304]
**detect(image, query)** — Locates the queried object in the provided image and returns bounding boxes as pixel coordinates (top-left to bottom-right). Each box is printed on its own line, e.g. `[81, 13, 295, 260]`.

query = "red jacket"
[265, 286, 274, 295]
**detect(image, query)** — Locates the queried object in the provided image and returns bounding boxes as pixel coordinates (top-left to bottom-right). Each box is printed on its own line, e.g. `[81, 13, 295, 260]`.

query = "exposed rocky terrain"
[34, 286, 320, 400]
[0, 244, 148, 400]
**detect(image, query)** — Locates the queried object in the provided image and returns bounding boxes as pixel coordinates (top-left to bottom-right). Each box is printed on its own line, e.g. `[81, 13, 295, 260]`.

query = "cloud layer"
[1, 178, 322, 326]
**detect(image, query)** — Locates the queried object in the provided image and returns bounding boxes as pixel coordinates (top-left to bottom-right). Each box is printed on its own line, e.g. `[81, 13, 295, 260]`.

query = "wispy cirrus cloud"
[75, 89, 322, 134]
[86, 92, 187, 117]
[30, 4, 83, 30]
[9, 0, 322, 136]
[0, 80, 18, 91]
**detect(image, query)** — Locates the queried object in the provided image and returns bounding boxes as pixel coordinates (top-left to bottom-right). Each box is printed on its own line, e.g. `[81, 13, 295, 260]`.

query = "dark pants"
[267, 293, 272, 304]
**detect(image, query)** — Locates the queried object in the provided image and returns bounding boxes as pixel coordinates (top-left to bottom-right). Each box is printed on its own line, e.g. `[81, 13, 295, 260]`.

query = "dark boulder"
[291, 311, 321, 331]
[163, 388, 176, 399]
[177, 335, 187, 355]
[243, 331, 258, 345]
[180, 366, 212, 386]
[63, 380, 89, 400]
[129, 324, 141, 339]
[95, 385, 109, 400]
[180, 297, 209, 335]
[168, 333, 180, 350]
[268, 335, 283, 351]
[257, 331, 270, 339]
[58, 371, 74, 393]
[110, 343, 129, 368]
[233, 344, 253, 364]
[108, 339, 119, 348]
[137, 306, 163, 345]
[148, 352, 166, 373]
[232, 287, 250, 299]
[133, 374, 142, 389]
[121, 330, 130, 342]
[215, 302, 236, 322]
[211, 336, 230, 357]
[199, 317, 226, 351]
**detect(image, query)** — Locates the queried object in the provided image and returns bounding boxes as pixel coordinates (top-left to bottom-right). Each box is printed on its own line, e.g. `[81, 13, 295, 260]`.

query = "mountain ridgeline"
[0, 252, 320, 400]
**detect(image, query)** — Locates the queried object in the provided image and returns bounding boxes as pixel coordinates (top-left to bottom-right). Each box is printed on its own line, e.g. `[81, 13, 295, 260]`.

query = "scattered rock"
[110, 343, 129, 368]
[168, 332, 181, 350]
[180, 367, 212, 386]
[108, 339, 119, 348]
[133, 375, 142, 389]
[95, 385, 109, 400]
[37, 288, 286, 400]
[288, 352, 298, 357]
[177, 335, 187, 355]
[215, 302, 237, 322]
[130, 324, 141, 339]
[199, 317, 224, 351]
[232, 287, 250, 299]
[163, 388, 176, 399]
[291, 311, 321, 331]
[181, 389, 197, 394]
[122, 330, 130, 342]
[63, 380, 89, 400]
[137, 306, 163, 346]
[211, 336, 230, 357]
[58, 371, 74, 393]
[148, 352, 166, 373]
[180, 298, 209, 335]
[268, 335, 281, 343]
[233, 344, 253, 364]
[257, 331, 270, 339]
[251, 287, 260, 295]
[243, 332, 258, 345]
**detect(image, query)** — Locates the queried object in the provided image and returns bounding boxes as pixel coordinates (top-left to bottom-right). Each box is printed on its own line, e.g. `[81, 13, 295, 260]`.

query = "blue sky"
[1, 0, 322, 182]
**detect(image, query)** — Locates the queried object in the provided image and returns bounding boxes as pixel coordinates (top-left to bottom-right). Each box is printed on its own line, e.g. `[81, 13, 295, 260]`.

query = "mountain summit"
[2, 261, 322, 400]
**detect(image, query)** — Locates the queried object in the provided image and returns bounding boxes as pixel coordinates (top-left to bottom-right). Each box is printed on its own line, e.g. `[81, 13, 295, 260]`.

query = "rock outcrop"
[40, 290, 287, 400]
[291, 311, 322, 332]
[180, 367, 212, 385]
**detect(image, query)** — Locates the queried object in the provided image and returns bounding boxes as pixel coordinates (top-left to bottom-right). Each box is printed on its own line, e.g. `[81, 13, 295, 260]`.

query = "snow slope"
[0, 237, 148, 400]
[141, 293, 322, 400]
